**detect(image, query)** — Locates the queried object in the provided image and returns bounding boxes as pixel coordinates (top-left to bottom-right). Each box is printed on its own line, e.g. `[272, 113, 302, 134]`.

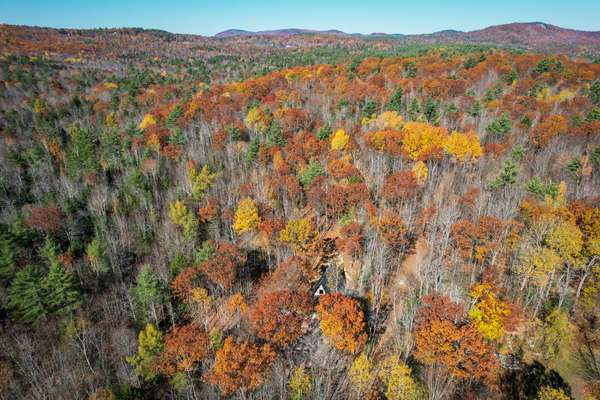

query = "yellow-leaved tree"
[126, 323, 163, 381]
[367, 110, 404, 130]
[443, 131, 483, 164]
[412, 161, 429, 185]
[348, 353, 375, 395]
[401, 122, 446, 161]
[378, 356, 418, 400]
[288, 364, 312, 400]
[139, 114, 157, 131]
[169, 200, 198, 240]
[330, 129, 350, 151]
[468, 283, 511, 341]
[244, 106, 271, 134]
[279, 217, 315, 252]
[536, 386, 570, 400]
[233, 198, 260, 233]
[187, 163, 217, 200]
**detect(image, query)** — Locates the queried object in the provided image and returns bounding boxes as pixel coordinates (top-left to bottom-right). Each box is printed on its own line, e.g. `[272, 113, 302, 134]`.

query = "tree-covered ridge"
[0, 41, 599, 399]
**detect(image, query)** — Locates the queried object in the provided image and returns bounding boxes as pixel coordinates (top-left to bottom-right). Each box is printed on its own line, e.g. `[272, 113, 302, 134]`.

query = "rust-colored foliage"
[156, 324, 209, 375]
[24, 205, 64, 233]
[414, 295, 499, 385]
[171, 267, 200, 304]
[326, 183, 371, 219]
[161, 143, 182, 160]
[207, 336, 276, 395]
[529, 115, 568, 147]
[249, 289, 311, 346]
[198, 197, 219, 223]
[363, 129, 403, 155]
[377, 212, 408, 249]
[315, 293, 367, 353]
[327, 156, 361, 181]
[201, 242, 247, 291]
[382, 170, 419, 204]
[451, 216, 505, 263]
[258, 215, 285, 240]
[336, 222, 364, 257]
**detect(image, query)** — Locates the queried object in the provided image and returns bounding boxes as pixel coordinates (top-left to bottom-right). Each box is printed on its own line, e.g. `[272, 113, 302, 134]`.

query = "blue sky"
[1, 0, 599, 36]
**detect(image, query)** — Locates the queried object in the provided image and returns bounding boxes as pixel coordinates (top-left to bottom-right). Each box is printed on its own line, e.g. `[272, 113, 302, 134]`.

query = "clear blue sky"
[1, 0, 599, 36]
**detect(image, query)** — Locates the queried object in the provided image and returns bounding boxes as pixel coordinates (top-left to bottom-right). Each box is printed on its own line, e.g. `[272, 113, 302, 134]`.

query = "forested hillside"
[0, 26, 600, 400]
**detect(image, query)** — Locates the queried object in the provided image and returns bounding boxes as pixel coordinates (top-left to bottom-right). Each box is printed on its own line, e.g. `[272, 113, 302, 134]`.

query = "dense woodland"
[1, 25, 600, 400]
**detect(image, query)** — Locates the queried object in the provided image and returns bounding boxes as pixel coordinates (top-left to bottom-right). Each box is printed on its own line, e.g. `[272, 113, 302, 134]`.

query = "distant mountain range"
[2, 21, 599, 60]
[215, 28, 350, 37]
[215, 22, 600, 49]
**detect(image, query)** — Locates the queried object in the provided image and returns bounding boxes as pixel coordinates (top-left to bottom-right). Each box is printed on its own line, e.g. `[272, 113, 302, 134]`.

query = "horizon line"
[2, 20, 600, 38]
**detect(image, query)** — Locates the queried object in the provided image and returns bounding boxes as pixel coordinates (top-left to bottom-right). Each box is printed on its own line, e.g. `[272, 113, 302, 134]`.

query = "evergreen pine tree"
[166, 104, 184, 128]
[489, 159, 518, 189]
[315, 122, 332, 141]
[487, 112, 512, 136]
[423, 97, 440, 125]
[0, 231, 16, 279]
[65, 125, 99, 178]
[385, 87, 403, 113]
[267, 120, 286, 147]
[407, 98, 420, 121]
[130, 265, 164, 323]
[246, 137, 260, 164]
[361, 99, 378, 119]
[468, 100, 482, 118]
[43, 260, 79, 315]
[586, 106, 600, 122]
[7, 266, 46, 324]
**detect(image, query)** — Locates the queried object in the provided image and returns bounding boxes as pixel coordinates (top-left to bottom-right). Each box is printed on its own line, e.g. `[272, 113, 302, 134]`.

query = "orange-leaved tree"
[413, 295, 499, 398]
[207, 336, 276, 396]
[249, 289, 312, 347]
[155, 323, 209, 375]
[315, 293, 367, 353]
[201, 242, 247, 291]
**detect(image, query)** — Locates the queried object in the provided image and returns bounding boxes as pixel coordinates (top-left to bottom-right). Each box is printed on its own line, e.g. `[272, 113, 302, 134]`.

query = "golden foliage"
[126, 324, 163, 381]
[233, 198, 260, 233]
[103, 82, 118, 91]
[279, 217, 315, 251]
[226, 292, 248, 315]
[546, 220, 583, 263]
[245, 107, 272, 133]
[519, 246, 562, 287]
[443, 131, 483, 163]
[468, 283, 511, 341]
[364, 110, 404, 130]
[139, 113, 157, 130]
[536, 386, 570, 400]
[378, 356, 417, 400]
[536, 87, 576, 103]
[401, 122, 447, 161]
[315, 293, 367, 354]
[330, 129, 350, 151]
[288, 364, 312, 400]
[412, 161, 428, 185]
[348, 353, 375, 394]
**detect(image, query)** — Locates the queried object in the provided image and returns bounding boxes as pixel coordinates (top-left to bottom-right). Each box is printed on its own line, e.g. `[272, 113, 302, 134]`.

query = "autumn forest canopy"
[0, 22, 600, 400]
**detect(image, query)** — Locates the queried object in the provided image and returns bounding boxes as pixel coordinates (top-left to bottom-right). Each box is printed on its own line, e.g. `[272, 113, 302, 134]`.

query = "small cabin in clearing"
[311, 261, 345, 298]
